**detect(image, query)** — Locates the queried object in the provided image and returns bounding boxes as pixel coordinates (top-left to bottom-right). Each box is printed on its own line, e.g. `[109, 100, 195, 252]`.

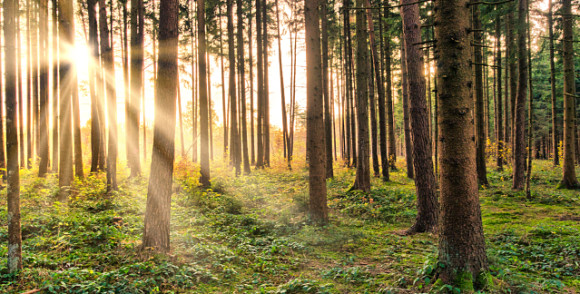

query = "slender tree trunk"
[436, 0, 488, 287]
[525, 4, 534, 198]
[72, 70, 83, 178]
[401, 0, 438, 233]
[218, 4, 228, 160]
[4, 0, 22, 272]
[384, 7, 396, 170]
[38, 0, 49, 176]
[57, 0, 74, 200]
[248, 6, 255, 165]
[24, 0, 30, 169]
[87, 0, 101, 173]
[275, 0, 288, 163]
[321, 1, 333, 178]
[227, 0, 240, 175]
[507, 11, 516, 154]
[473, 1, 487, 185]
[401, 42, 414, 179]
[129, 0, 144, 176]
[512, 0, 528, 190]
[198, 0, 211, 186]
[31, 0, 39, 165]
[548, 0, 558, 166]
[352, 0, 371, 192]
[305, 0, 328, 223]
[51, 0, 59, 173]
[368, 53, 380, 177]
[255, 0, 264, 168]
[238, 0, 250, 174]
[560, 0, 578, 188]
[366, 0, 388, 181]
[495, 14, 503, 171]
[262, 0, 270, 166]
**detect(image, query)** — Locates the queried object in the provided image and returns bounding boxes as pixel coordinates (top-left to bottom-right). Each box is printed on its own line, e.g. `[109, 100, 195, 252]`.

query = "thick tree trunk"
[560, 0, 578, 188]
[305, 0, 328, 223]
[473, 1, 487, 185]
[352, 0, 371, 192]
[4, 0, 22, 272]
[57, 0, 75, 199]
[401, 0, 438, 233]
[435, 0, 488, 286]
[142, 0, 179, 253]
[512, 0, 528, 190]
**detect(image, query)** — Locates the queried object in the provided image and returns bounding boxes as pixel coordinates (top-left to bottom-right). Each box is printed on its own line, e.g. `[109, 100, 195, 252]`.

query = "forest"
[0, 0, 579, 292]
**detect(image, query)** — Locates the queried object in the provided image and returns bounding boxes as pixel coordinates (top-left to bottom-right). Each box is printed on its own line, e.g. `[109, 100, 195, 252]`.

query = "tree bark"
[321, 1, 333, 178]
[51, 0, 59, 173]
[512, 0, 528, 190]
[58, 0, 75, 199]
[560, 0, 578, 188]
[227, 0, 240, 175]
[199, 0, 211, 186]
[4, 0, 22, 272]
[142, 0, 179, 253]
[38, 0, 49, 176]
[435, 0, 488, 286]
[128, 0, 144, 177]
[495, 14, 503, 171]
[473, 1, 487, 185]
[255, 0, 264, 168]
[401, 42, 414, 179]
[305, 0, 328, 223]
[401, 0, 438, 233]
[238, 0, 250, 174]
[352, 0, 371, 192]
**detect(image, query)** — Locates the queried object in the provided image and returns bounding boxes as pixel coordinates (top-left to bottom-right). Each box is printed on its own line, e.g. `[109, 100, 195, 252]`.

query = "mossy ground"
[0, 157, 578, 293]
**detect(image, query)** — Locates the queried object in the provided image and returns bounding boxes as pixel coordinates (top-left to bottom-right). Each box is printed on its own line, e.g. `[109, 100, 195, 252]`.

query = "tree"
[238, 0, 251, 174]
[366, 0, 388, 181]
[58, 0, 75, 200]
[128, 0, 145, 177]
[4, 0, 22, 273]
[305, 0, 328, 223]
[352, 0, 370, 192]
[473, 0, 487, 185]
[559, 0, 578, 188]
[142, 0, 179, 252]
[88, 0, 103, 173]
[401, 0, 437, 233]
[512, 0, 528, 190]
[384, 6, 396, 171]
[401, 42, 414, 179]
[435, 0, 488, 287]
[51, 0, 59, 173]
[199, 0, 211, 186]
[38, 0, 49, 177]
[99, 0, 118, 191]
[322, 1, 333, 178]
[227, 0, 240, 175]
[495, 14, 503, 171]
[547, 0, 558, 166]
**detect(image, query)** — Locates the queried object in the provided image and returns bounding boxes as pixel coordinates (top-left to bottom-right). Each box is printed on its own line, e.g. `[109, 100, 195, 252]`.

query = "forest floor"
[0, 157, 579, 293]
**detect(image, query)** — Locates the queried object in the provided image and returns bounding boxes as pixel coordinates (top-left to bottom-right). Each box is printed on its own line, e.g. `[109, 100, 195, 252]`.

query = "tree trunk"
[38, 0, 49, 176]
[248, 5, 255, 165]
[560, 0, 578, 188]
[401, 0, 438, 233]
[227, 0, 240, 175]
[352, 0, 371, 192]
[255, 0, 264, 168]
[512, 0, 528, 190]
[238, 0, 250, 174]
[128, 0, 144, 177]
[57, 0, 75, 200]
[507, 11, 516, 154]
[321, 1, 333, 178]
[72, 70, 83, 178]
[473, 1, 487, 185]
[495, 14, 503, 171]
[435, 0, 488, 286]
[547, 0, 558, 166]
[262, 0, 270, 166]
[305, 0, 328, 223]
[401, 42, 414, 179]
[4, 0, 22, 272]
[51, 0, 59, 173]
[142, 0, 179, 253]
[199, 0, 211, 186]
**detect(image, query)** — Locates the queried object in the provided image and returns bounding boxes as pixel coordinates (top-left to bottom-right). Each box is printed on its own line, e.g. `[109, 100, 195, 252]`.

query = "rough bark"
[435, 0, 488, 286]
[227, 0, 240, 175]
[512, 0, 528, 190]
[547, 0, 558, 166]
[305, 0, 328, 223]
[495, 15, 503, 171]
[321, 1, 333, 178]
[401, 42, 414, 179]
[238, 0, 250, 174]
[401, 0, 438, 233]
[4, 0, 22, 272]
[351, 0, 371, 192]
[560, 0, 578, 188]
[384, 6, 396, 170]
[142, 0, 179, 253]
[38, 0, 49, 176]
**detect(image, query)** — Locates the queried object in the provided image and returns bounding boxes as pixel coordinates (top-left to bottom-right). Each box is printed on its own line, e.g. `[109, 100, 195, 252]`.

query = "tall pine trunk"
[238, 0, 250, 174]
[495, 15, 503, 171]
[199, 0, 211, 186]
[321, 1, 333, 178]
[473, 1, 487, 185]
[435, 0, 488, 286]
[128, 0, 144, 177]
[401, 42, 414, 179]
[512, 0, 528, 190]
[548, 0, 558, 166]
[142, 0, 179, 252]
[38, 0, 49, 176]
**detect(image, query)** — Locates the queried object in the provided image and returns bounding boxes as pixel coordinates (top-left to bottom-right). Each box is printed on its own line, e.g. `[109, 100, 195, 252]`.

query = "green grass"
[0, 157, 578, 293]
